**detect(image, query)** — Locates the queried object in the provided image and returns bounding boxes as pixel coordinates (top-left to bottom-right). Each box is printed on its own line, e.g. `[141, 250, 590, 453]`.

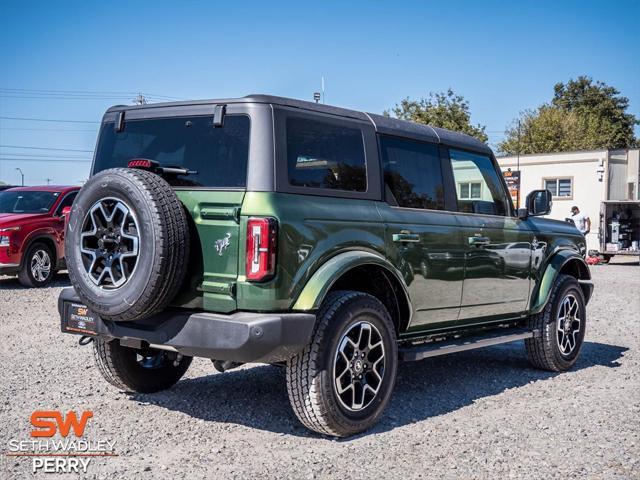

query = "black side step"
[399, 328, 537, 362]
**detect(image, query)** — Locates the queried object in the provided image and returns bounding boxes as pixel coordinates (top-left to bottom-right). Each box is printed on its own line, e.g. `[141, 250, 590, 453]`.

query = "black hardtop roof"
[106, 94, 492, 154]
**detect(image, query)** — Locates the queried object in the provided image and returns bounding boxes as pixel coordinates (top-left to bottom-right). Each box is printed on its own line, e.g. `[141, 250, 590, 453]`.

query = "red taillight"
[246, 217, 278, 282]
[127, 158, 158, 169]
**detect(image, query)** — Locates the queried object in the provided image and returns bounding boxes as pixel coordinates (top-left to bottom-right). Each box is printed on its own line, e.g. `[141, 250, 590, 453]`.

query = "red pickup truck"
[0, 185, 80, 287]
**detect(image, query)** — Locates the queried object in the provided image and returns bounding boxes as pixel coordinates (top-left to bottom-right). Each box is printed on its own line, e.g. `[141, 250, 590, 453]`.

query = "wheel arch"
[292, 251, 412, 334]
[20, 234, 59, 270]
[531, 249, 593, 314]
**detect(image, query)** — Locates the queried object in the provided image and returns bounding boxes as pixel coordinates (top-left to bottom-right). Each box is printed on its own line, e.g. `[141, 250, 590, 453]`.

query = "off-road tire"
[18, 241, 56, 287]
[286, 291, 398, 437]
[66, 168, 189, 322]
[525, 274, 586, 372]
[93, 339, 192, 393]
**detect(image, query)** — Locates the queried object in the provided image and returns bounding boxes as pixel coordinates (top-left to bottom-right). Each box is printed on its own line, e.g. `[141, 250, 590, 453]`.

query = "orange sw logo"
[30, 411, 94, 438]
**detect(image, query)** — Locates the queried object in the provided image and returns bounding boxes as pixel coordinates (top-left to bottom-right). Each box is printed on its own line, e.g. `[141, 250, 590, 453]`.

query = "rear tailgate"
[91, 112, 252, 312]
[177, 191, 244, 312]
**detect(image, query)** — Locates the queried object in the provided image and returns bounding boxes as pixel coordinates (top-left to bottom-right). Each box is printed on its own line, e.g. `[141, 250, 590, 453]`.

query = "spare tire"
[66, 168, 189, 322]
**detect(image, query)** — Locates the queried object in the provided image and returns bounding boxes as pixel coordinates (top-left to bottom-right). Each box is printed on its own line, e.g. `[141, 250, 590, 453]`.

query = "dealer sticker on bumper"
[63, 303, 98, 335]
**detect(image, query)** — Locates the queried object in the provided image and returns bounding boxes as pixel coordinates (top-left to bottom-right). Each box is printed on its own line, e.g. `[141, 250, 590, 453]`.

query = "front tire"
[18, 242, 55, 287]
[525, 274, 586, 372]
[286, 291, 398, 437]
[93, 339, 192, 393]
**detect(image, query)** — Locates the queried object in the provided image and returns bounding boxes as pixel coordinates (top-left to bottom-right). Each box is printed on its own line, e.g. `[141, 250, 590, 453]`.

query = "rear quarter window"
[286, 117, 367, 192]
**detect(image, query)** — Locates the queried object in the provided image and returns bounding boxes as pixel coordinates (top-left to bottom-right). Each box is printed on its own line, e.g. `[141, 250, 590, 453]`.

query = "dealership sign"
[5, 410, 117, 474]
[503, 170, 521, 208]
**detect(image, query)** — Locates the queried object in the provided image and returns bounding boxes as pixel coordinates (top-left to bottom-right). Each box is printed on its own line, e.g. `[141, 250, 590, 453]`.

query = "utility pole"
[15, 167, 24, 186]
[46, 178, 51, 185]
[133, 93, 147, 105]
[516, 119, 521, 209]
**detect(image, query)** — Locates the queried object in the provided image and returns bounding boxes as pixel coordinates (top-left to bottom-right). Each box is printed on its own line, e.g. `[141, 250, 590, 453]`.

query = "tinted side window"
[56, 192, 77, 214]
[286, 117, 366, 192]
[381, 136, 445, 210]
[449, 149, 508, 216]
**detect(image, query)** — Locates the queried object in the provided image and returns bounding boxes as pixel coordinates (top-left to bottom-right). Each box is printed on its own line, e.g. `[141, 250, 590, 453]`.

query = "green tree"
[386, 89, 488, 142]
[499, 76, 638, 154]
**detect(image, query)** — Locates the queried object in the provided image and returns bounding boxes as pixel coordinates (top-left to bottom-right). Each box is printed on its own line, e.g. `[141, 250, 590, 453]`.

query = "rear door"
[377, 136, 465, 332]
[446, 148, 533, 323]
[92, 108, 252, 312]
[599, 201, 607, 251]
[176, 191, 244, 312]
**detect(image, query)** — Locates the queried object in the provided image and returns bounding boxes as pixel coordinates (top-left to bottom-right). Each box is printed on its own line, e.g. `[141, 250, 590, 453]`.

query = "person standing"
[570, 206, 591, 235]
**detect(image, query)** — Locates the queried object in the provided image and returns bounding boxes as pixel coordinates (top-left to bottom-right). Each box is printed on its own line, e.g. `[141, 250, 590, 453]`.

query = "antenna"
[321, 76, 325, 104]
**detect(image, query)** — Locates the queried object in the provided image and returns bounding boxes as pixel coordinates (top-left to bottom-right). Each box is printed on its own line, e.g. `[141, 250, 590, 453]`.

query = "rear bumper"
[58, 288, 316, 364]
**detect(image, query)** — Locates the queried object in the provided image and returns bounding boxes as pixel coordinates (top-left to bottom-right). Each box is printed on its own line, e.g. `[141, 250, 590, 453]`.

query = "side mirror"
[61, 206, 72, 217]
[522, 189, 553, 218]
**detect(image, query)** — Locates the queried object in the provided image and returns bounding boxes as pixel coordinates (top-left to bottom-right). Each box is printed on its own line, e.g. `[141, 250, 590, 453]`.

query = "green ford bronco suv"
[59, 95, 593, 437]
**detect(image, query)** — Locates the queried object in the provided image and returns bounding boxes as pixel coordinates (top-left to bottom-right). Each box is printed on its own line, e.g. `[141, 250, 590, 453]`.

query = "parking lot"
[1, 259, 638, 479]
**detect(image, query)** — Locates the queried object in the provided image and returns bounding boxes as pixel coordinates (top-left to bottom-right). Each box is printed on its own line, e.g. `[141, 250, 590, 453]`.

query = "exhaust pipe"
[212, 359, 243, 372]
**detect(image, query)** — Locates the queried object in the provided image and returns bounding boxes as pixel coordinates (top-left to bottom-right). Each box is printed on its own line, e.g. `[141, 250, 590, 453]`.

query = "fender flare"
[530, 249, 592, 314]
[292, 250, 412, 314]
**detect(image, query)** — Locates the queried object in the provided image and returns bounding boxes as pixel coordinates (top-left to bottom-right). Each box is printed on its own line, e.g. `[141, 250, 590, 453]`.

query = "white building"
[496, 148, 640, 251]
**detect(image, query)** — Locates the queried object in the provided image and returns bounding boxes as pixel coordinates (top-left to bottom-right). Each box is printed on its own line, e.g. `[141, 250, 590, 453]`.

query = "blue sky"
[1, 0, 638, 186]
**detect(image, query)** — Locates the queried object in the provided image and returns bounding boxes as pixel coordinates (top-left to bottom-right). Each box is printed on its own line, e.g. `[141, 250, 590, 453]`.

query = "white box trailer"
[598, 200, 640, 262]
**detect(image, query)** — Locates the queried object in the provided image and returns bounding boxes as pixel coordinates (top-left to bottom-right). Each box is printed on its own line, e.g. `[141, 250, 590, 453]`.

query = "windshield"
[93, 115, 250, 188]
[0, 191, 60, 214]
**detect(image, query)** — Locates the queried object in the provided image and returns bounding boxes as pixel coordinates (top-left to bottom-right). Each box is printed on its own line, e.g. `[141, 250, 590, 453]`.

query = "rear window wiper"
[127, 159, 197, 176]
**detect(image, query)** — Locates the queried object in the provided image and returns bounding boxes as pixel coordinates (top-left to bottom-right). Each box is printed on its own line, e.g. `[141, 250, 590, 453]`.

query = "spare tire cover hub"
[80, 197, 140, 289]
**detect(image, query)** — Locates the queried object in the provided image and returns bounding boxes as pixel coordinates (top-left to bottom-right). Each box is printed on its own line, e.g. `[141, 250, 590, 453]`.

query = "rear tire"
[18, 242, 55, 287]
[93, 339, 192, 393]
[525, 274, 586, 372]
[286, 291, 398, 437]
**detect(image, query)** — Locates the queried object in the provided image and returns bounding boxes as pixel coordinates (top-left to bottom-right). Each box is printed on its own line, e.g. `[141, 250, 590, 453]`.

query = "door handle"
[468, 235, 491, 246]
[392, 231, 420, 243]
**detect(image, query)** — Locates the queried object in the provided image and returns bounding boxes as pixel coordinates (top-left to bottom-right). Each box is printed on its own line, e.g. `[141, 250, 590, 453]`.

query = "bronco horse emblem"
[215, 233, 231, 256]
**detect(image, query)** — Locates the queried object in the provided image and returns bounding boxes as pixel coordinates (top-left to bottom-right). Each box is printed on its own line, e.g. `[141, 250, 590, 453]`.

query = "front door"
[447, 148, 532, 323]
[378, 136, 465, 332]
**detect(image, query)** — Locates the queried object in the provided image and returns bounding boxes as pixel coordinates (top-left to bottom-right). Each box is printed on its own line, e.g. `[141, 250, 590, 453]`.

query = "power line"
[0, 144, 94, 152]
[0, 92, 127, 100]
[0, 152, 90, 159]
[0, 157, 92, 163]
[0, 94, 175, 102]
[0, 116, 100, 124]
[0, 127, 97, 132]
[0, 87, 180, 100]
[0, 87, 179, 97]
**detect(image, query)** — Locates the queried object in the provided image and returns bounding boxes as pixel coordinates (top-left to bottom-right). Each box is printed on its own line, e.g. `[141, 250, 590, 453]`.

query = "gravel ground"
[1, 258, 639, 479]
